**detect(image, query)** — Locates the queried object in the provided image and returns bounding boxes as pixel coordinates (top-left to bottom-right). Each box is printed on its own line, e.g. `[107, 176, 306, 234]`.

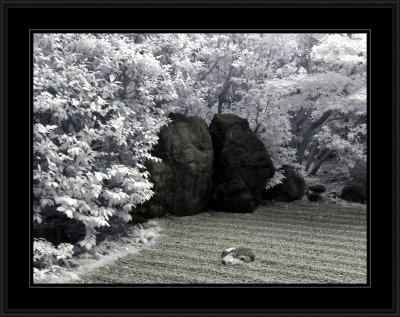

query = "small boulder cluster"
[306, 184, 326, 202]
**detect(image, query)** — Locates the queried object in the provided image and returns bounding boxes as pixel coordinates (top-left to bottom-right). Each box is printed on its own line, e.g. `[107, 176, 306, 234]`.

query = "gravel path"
[79, 201, 367, 284]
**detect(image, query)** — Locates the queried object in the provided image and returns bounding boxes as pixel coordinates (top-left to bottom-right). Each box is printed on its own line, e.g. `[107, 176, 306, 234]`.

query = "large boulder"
[264, 165, 305, 202]
[340, 177, 367, 203]
[136, 113, 214, 218]
[209, 114, 274, 213]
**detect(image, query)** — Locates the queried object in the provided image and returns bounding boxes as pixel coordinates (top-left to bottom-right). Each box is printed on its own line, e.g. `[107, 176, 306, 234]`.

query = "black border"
[1, 1, 399, 316]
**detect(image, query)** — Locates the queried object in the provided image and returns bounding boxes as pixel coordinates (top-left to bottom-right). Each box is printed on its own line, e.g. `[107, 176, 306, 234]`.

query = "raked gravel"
[78, 200, 367, 284]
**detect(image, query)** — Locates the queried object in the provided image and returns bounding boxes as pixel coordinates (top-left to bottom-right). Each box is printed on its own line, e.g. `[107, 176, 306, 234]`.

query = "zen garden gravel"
[78, 200, 367, 284]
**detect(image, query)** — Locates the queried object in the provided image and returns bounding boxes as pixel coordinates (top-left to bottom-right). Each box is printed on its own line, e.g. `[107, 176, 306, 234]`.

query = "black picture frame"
[0, 0, 399, 316]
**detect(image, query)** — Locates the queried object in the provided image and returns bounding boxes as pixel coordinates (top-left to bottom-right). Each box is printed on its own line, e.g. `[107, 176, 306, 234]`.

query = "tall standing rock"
[209, 114, 275, 213]
[136, 113, 214, 218]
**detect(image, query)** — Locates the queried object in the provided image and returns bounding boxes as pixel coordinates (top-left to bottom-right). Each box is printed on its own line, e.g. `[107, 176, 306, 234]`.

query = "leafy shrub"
[33, 34, 175, 249]
[33, 238, 74, 268]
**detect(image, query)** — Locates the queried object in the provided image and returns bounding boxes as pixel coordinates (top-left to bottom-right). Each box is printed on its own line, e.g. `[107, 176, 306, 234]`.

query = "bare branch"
[200, 61, 219, 81]
[327, 116, 348, 123]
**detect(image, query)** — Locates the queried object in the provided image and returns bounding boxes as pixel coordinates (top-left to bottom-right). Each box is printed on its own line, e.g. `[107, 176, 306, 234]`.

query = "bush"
[33, 34, 174, 249]
[33, 238, 74, 268]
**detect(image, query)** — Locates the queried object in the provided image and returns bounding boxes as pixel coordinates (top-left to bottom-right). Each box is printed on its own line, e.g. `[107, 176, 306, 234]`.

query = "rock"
[210, 176, 255, 213]
[340, 177, 367, 203]
[305, 184, 326, 202]
[209, 114, 274, 213]
[128, 213, 148, 225]
[308, 184, 326, 193]
[307, 192, 322, 202]
[221, 247, 255, 265]
[264, 165, 305, 202]
[136, 113, 214, 218]
[329, 192, 338, 198]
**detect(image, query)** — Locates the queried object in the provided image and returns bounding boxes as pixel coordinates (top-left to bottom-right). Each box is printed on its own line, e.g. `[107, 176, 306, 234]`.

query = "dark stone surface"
[307, 192, 323, 202]
[264, 165, 305, 202]
[210, 176, 255, 213]
[221, 247, 256, 264]
[129, 213, 148, 224]
[340, 177, 367, 203]
[308, 184, 326, 193]
[209, 114, 274, 213]
[136, 113, 214, 218]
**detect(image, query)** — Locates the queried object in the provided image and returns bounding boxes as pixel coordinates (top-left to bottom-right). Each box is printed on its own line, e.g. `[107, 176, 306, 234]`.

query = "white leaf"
[94, 172, 103, 182]
[110, 74, 115, 82]
[36, 124, 47, 133]
[97, 96, 106, 105]
[65, 209, 73, 219]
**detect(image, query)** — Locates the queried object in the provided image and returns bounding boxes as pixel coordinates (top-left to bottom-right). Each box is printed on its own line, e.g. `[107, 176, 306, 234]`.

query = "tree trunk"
[289, 108, 308, 148]
[305, 143, 318, 172]
[297, 110, 333, 164]
[253, 122, 262, 134]
[216, 65, 243, 115]
[308, 149, 335, 176]
[200, 61, 219, 81]
[308, 161, 323, 176]
[292, 107, 307, 129]
[217, 80, 233, 114]
[217, 99, 223, 115]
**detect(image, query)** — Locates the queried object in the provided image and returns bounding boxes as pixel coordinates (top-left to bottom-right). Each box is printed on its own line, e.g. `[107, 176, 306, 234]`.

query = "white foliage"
[265, 170, 286, 190]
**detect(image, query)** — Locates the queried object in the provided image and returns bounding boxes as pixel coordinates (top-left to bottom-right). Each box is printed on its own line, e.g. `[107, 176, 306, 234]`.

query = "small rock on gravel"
[221, 247, 255, 265]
